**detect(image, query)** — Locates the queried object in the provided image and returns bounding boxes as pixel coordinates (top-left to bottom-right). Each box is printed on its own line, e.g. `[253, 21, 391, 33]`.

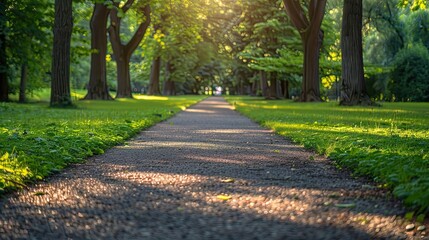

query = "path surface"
[0, 97, 426, 239]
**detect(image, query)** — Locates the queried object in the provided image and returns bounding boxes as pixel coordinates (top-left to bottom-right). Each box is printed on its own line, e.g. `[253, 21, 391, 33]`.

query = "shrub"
[390, 44, 429, 102]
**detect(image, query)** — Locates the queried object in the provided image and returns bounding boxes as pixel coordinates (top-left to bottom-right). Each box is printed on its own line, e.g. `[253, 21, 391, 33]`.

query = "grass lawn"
[226, 96, 429, 215]
[0, 92, 205, 194]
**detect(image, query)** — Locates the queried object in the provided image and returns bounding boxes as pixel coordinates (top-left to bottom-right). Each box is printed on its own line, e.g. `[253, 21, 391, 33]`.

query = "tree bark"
[267, 72, 280, 100]
[283, 0, 327, 102]
[163, 61, 176, 95]
[0, 0, 8, 102]
[260, 71, 268, 98]
[109, 2, 151, 98]
[84, 3, 113, 100]
[282, 80, 290, 99]
[340, 0, 371, 106]
[148, 57, 161, 95]
[50, 0, 73, 107]
[19, 63, 27, 103]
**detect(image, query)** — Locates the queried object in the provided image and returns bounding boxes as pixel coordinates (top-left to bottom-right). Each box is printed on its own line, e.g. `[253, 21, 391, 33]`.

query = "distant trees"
[50, 0, 73, 107]
[0, 0, 428, 103]
[0, 0, 7, 102]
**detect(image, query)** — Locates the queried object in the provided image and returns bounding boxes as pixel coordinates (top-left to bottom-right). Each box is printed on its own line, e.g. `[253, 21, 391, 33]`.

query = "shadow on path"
[0, 97, 415, 239]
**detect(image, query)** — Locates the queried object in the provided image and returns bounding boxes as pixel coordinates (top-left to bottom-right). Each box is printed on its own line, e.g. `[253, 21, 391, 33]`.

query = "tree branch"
[125, 5, 151, 55]
[283, 0, 310, 35]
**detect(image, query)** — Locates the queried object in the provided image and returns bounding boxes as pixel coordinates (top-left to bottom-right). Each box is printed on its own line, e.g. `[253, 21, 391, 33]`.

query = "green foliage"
[227, 96, 429, 214]
[391, 44, 429, 101]
[0, 92, 205, 193]
[406, 9, 429, 49]
[5, 0, 53, 93]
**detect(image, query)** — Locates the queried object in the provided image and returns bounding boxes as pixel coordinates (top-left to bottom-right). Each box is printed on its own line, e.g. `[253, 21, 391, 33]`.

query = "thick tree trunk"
[19, 64, 27, 103]
[0, 1, 8, 102]
[148, 57, 161, 95]
[301, 30, 323, 101]
[50, 0, 73, 107]
[108, 2, 151, 99]
[115, 56, 132, 98]
[340, 0, 371, 106]
[84, 3, 113, 100]
[283, 0, 326, 102]
[260, 71, 268, 98]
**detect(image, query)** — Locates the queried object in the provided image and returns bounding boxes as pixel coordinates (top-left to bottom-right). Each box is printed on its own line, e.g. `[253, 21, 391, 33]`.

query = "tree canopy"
[0, 0, 428, 103]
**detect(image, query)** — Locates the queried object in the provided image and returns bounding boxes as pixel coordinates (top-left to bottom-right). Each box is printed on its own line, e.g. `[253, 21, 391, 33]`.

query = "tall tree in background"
[148, 56, 161, 95]
[147, 22, 163, 95]
[340, 0, 371, 105]
[283, 0, 327, 102]
[50, 0, 73, 107]
[0, 0, 7, 102]
[108, 1, 151, 98]
[84, 3, 113, 100]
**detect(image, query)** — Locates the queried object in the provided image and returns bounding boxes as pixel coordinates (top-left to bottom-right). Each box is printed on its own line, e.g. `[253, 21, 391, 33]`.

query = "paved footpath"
[0, 97, 426, 239]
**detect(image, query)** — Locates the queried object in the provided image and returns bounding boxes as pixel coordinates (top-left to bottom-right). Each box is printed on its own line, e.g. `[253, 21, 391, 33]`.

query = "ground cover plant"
[0, 94, 204, 194]
[227, 96, 429, 215]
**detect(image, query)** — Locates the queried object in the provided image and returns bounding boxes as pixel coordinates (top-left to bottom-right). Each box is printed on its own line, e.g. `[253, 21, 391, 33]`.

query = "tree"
[7, 0, 52, 103]
[84, 3, 113, 100]
[282, 0, 327, 102]
[108, 1, 151, 98]
[148, 56, 161, 95]
[147, 20, 164, 96]
[0, 0, 7, 102]
[340, 0, 371, 105]
[50, 0, 73, 107]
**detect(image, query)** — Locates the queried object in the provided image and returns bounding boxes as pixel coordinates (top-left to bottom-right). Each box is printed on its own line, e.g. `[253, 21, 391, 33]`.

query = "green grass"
[226, 96, 429, 214]
[0, 94, 205, 194]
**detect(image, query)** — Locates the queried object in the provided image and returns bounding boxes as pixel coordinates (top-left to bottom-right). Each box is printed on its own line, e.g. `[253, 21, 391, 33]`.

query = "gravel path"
[1, 97, 427, 239]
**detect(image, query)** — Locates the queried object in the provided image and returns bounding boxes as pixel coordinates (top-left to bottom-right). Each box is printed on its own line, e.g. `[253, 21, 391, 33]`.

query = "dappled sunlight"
[186, 155, 261, 164]
[1, 97, 415, 239]
[185, 108, 217, 114]
[194, 129, 265, 134]
[133, 95, 169, 101]
[268, 121, 429, 140]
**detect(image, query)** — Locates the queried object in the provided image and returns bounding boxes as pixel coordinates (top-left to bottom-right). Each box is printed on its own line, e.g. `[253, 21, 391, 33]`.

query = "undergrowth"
[227, 96, 429, 215]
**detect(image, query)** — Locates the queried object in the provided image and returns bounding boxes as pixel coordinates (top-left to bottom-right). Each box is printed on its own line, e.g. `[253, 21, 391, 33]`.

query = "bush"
[390, 44, 429, 102]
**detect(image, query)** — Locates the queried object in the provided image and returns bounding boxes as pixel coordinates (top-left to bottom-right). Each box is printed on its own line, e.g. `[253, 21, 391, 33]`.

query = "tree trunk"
[267, 73, 280, 100]
[301, 30, 323, 101]
[283, 0, 327, 102]
[108, 2, 151, 99]
[148, 57, 161, 95]
[19, 63, 27, 103]
[163, 61, 175, 95]
[163, 80, 176, 96]
[84, 3, 113, 100]
[282, 80, 290, 99]
[115, 56, 132, 98]
[260, 71, 268, 98]
[50, 0, 73, 107]
[340, 0, 371, 106]
[0, 0, 8, 102]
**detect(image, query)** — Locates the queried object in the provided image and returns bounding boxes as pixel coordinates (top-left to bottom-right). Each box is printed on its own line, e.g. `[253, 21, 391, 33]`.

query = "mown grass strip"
[0, 95, 205, 194]
[226, 96, 429, 214]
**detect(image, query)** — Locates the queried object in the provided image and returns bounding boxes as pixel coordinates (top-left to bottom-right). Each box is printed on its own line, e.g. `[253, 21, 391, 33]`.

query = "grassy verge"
[0, 94, 205, 194]
[226, 96, 429, 214]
